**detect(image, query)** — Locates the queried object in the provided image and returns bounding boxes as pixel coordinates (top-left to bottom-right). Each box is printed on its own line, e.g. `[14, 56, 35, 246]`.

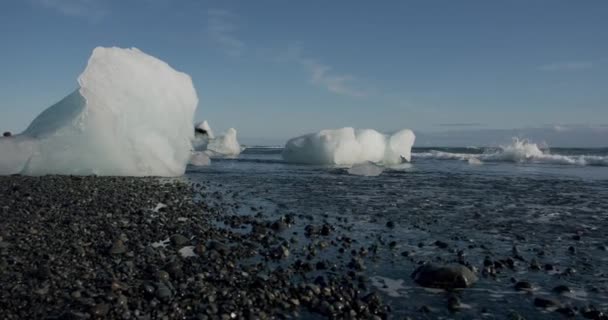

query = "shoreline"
[0, 176, 388, 319]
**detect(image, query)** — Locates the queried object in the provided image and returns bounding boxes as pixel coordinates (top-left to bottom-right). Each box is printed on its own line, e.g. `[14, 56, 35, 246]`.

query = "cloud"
[539, 61, 593, 71]
[207, 9, 245, 57]
[285, 45, 369, 98]
[32, 0, 106, 20]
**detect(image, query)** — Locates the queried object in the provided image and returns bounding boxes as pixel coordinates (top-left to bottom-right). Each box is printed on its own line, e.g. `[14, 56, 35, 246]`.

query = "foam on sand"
[282, 127, 416, 165]
[0, 47, 198, 176]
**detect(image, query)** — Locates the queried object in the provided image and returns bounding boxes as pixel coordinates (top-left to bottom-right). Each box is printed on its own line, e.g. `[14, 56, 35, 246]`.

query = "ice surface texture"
[282, 127, 416, 165]
[0, 47, 198, 176]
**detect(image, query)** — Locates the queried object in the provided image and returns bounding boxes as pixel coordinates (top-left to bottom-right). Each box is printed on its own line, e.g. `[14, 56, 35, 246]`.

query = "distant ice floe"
[414, 138, 608, 166]
[282, 127, 416, 166]
[0, 47, 198, 176]
[192, 120, 241, 159]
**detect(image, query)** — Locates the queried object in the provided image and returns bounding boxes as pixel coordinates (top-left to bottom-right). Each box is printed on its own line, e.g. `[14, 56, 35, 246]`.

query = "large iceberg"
[0, 47, 198, 176]
[192, 121, 241, 157]
[282, 127, 416, 165]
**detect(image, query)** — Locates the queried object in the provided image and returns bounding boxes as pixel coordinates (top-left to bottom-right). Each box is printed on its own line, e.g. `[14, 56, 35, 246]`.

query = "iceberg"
[282, 127, 416, 165]
[189, 152, 211, 166]
[192, 121, 241, 157]
[195, 120, 214, 139]
[0, 47, 198, 176]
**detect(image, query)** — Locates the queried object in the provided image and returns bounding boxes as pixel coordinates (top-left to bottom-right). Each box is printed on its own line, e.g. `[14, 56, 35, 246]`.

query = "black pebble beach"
[0, 176, 389, 319]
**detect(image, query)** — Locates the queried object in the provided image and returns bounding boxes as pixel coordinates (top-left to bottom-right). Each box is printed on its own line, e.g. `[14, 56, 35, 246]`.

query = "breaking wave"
[413, 139, 608, 166]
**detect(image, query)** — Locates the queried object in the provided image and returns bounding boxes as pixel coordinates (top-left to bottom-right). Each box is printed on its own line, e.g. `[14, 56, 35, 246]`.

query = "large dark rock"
[2, 132, 11, 137]
[412, 264, 478, 289]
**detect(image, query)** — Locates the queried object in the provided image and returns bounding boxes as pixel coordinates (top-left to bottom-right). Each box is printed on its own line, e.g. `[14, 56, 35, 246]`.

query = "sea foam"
[414, 138, 608, 166]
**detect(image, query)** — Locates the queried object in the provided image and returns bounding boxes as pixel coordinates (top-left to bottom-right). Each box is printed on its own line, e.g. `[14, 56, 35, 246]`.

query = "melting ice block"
[282, 127, 415, 165]
[192, 120, 241, 157]
[0, 47, 198, 176]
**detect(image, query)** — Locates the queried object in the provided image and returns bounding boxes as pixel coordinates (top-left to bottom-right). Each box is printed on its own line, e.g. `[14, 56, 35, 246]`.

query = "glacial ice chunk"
[0, 47, 198, 176]
[193, 121, 241, 158]
[282, 127, 415, 165]
[196, 120, 215, 139]
[189, 152, 211, 166]
[207, 128, 242, 157]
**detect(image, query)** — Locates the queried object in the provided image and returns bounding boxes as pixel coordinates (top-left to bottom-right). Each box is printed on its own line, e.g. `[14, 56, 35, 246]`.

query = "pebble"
[533, 297, 560, 309]
[91, 303, 110, 317]
[514, 281, 533, 291]
[170, 234, 189, 247]
[553, 285, 572, 294]
[412, 264, 478, 289]
[110, 239, 127, 255]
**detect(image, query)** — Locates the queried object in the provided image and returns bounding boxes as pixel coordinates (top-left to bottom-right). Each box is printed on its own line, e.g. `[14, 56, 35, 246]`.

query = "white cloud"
[207, 9, 245, 57]
[33, 0, 106, 20]
[285, 45, 369, 98]
[539, 61, 593, 71]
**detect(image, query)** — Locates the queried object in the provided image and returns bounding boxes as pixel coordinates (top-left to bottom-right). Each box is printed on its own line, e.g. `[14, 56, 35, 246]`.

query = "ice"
[0, 47, 198, 176]
[192, 120, 214, 151]
[282, 127, 415, 165]
[178, 246, 197, 258]
[347, 162, 384, 176]
[192, 121, 241, 158]
[196, 120, 215, 139]
[468, 158, 484, 165]
[189, 151, 211, 166]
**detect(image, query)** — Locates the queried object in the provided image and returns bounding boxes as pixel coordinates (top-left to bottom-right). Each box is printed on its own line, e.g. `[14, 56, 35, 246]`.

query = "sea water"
[187, 146, 608, 318]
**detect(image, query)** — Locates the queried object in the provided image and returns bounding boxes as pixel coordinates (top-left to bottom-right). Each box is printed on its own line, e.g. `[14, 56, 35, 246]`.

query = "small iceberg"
[282, 127, 415, 165]
[192, 121, 242, 158]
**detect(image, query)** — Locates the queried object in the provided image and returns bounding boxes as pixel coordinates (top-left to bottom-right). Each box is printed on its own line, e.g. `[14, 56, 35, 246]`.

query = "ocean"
[188, 146, 608, 319]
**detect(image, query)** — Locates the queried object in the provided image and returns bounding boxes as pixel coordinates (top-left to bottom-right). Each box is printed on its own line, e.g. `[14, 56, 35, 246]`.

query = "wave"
[413, 138, 608, 166]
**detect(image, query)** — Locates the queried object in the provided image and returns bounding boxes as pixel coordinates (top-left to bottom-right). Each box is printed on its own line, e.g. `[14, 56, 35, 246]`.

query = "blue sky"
[0, 0, 607, 146]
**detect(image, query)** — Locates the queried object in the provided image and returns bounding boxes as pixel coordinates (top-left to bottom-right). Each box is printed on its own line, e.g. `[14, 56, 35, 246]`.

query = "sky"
[0, 0, 607, 146]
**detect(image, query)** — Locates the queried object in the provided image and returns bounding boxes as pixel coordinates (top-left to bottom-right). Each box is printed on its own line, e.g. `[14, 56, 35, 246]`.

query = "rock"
[110, 239, 127, 255]
[2, 132, 11, 137]
[320, 224, 332, 236]
[156, 282, 172, 301]
[514, 281, 533, 291]
[91, 303, 110, 317]
[156, 270, 170, 282]
[170, 234, 189, 247]
[270, 219, 288, 232]
[270, 245, 290, 260]
[581, 308, 604, 319]
[552, 285, 572, 294]
[412, 264, 478, 289]
[434, 240, 449, 249]
[556, 307, 576, 317]
[534, 297, 560, 309]
[386, 221, 395, 228]
[207, 241, 229, 256]
[447, 295, 461, 312]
